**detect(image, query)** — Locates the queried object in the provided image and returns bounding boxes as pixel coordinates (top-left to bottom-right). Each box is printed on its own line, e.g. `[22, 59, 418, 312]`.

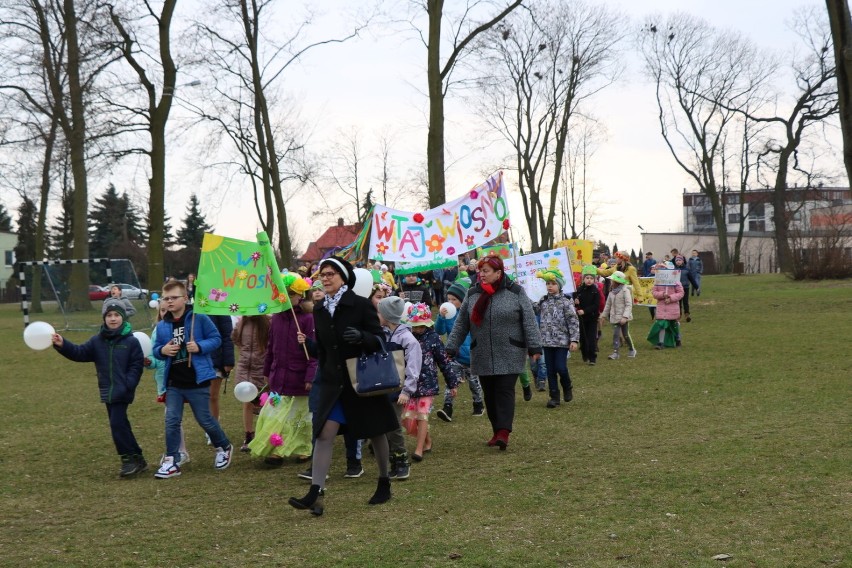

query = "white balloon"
[234, 381, 259, 403]
[132, 331, 153, 357]
[440, 301, 457, 320]
[23, 321, 56, 351]
[148, 299, 159, 309]
[352, 268, 373, 298]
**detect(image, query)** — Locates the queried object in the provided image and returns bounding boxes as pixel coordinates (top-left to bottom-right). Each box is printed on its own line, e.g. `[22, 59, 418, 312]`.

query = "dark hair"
[163, 278, 187, 294]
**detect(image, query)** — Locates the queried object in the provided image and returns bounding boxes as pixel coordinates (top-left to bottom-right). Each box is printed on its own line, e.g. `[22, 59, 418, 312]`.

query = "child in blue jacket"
[435, 279, 484, 421]
[151, 279, 232, 479]
[52, 301, 147, 477]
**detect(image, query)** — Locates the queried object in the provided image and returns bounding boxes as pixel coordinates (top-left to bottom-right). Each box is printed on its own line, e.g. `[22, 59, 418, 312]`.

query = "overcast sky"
[165, 0, 834, 256]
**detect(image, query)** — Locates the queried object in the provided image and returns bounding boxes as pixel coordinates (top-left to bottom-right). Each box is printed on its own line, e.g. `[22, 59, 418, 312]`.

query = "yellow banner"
[554, 239, 594, 273]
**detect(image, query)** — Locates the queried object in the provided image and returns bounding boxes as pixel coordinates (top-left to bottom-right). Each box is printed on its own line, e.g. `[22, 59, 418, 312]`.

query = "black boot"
[561, 377, 573, 402]
[522, 384, 533, 401]
[368, 477, 392, 505]
[289, 484, 325, 516]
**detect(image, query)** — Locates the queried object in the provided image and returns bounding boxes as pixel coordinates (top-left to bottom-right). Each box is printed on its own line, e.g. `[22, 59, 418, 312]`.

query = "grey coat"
[446, 278, 542, 376]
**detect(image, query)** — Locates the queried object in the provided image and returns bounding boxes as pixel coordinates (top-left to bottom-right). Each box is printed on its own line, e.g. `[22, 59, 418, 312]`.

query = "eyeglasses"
[161, 295, 185, 302]
[318, 271, 338, 280]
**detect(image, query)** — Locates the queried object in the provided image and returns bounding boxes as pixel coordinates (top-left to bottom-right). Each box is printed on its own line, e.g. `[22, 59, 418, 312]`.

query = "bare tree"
[639, 13, 775, 273]
[327, 127, 366, 224]
[418, 0, 521, 207]
[559, 117, 602, 240]
[471, 0, 623, 251]
[191, 0, 364, 266]
[826, 0, 852, 185]
[105, 0, 178, 288]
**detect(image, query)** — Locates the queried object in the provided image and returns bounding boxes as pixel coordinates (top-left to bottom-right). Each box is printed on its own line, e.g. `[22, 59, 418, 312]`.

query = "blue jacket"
[642, 258, 657, 277]
[208, 315, 235, 372]
[55, 323, 143, 404]
[152, 308, 222, 384]
[435, 313, 471, 365]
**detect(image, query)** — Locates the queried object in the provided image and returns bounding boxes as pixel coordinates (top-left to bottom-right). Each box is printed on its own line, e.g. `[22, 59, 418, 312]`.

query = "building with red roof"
[298, 218, 362, 264]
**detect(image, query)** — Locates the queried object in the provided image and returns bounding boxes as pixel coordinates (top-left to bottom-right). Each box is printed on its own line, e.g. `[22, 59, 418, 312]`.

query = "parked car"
[103, 283, 149, 300]
[88, 285, 109, 301]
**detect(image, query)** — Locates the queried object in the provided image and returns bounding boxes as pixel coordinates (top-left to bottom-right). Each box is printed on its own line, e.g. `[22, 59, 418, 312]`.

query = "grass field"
[1, 274, 850, 567]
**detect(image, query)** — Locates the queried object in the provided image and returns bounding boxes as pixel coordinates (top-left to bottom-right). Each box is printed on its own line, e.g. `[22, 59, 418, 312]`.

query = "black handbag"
[346, 336, 405, 397]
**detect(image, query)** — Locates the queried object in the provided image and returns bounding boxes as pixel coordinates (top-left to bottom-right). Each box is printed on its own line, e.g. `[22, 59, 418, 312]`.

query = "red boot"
[494, 429, 510, 450]
[487, 433, 499, 447]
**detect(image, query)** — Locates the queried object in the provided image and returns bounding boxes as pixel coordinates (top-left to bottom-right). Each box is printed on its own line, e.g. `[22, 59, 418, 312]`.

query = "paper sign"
[653, 269, 680, 287]
[502, 247, 576, 301]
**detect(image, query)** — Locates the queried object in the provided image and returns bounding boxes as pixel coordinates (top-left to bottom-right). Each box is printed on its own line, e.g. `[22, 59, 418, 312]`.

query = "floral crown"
[406, 302, 434, 327]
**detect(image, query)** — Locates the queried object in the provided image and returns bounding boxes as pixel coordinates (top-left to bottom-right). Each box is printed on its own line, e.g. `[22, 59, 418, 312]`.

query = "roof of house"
[298, 218, 361, 262]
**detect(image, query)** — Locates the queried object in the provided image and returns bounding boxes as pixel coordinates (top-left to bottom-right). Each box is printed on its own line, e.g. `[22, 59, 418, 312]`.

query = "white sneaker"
[214, 445, 233, 470]
[608, 352, 619, 360]
[628, 350, 637, 358]
[205, 433, 212, 446]
[178, 452, 190, 466]
[154, 456, 181, 479]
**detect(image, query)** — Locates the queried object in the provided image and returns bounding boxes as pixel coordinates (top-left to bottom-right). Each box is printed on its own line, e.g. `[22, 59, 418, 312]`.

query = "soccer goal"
[16, 258, 153, 331]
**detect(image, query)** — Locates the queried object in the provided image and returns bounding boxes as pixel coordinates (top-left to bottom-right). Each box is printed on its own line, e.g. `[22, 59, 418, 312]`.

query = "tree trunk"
[426, 0, 446, 208]
[146, 0, 178, 290]
[64, 0, 90, 311]
[31, 118, 59, 314]
[772, 149, 795, 272]
[827, 0, 852, 186]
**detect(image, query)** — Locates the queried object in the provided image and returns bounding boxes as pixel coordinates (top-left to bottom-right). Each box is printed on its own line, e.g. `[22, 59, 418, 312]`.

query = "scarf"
[471, 277, 504, 327]
[100, 321, 131, 341]
[323, 284, 348, 317]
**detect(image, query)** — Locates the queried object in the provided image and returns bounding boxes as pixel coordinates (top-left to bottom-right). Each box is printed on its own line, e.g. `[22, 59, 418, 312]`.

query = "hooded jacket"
[55, 322, 143, 404]
[152, 307, 222, 384]
[264, 306, 318, 396]
[536, 293, 580, 347]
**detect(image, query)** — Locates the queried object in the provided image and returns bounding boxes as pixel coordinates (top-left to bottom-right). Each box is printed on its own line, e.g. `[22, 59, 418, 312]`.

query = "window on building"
[748, 219, 766, 232]
[727, 194, 740, 205]
[4, 250, 13, 267]
[693, 195, 708, 206]
[749, 203, 765, 218]
[728, 213, 742, 224]
[695, 213, 714, 226]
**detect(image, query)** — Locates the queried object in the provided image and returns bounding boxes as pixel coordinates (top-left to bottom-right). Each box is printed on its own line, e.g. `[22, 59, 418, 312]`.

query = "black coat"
[312, 289, 399, 439]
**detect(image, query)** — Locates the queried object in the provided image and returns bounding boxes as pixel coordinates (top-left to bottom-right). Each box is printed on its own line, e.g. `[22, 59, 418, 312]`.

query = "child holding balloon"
[52, 301, 148, 477]
[435, 278, 484, 421]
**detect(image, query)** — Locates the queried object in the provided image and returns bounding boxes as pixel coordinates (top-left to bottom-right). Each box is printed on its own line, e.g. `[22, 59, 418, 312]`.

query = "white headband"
[322, 258, 349, 281]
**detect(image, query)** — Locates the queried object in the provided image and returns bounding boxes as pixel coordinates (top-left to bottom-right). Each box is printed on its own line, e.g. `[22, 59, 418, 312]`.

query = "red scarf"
[471, 279, 502, 326]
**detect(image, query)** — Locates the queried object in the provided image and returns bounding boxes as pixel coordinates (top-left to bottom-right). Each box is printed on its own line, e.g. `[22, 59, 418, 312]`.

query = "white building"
[0, 231, 16, 289]
[641, 187, 851, 274]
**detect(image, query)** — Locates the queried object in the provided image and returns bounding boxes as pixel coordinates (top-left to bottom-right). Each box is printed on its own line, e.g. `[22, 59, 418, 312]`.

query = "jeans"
[543, 347, 572, 399]
[106, 403, 143, 457]
[530, 355, 547, 386]
[165, 386, 230, 461]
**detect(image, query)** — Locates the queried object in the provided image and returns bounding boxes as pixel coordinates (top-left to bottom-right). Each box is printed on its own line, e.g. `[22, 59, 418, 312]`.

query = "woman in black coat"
[289, 256, 398, 515]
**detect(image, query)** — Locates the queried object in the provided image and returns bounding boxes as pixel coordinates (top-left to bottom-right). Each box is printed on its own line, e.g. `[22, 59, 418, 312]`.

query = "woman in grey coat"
[446, 255, 542, 450]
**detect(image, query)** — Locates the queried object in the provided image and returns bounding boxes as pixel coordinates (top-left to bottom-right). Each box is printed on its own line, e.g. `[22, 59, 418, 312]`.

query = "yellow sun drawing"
[201, 233, 225, 252]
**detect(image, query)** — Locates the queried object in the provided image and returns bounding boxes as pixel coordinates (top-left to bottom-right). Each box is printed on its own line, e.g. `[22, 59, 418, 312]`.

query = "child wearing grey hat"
[377, 296, 421, 480]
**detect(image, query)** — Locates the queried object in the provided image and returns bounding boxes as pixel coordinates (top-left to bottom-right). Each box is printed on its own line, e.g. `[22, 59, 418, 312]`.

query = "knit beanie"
[103, 301, 126, 321]
[446, 278, 471, 301]
[378, 296, 405, 325]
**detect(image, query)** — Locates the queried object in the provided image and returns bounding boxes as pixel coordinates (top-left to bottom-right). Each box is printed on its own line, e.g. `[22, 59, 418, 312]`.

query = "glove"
[342, 327, 363, 344]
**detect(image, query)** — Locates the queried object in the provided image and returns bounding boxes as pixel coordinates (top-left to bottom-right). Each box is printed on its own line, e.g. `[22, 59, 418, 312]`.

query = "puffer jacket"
[536, 293, 580, 347]
[232, 316, 269, 383]
[435, 312, 471, 365]
[446, 276, 542, 376]
[264, 306, 317, 396]
[601, 286, 634, 323]
[55, 323, 143, 404]
[152, 308, 222, 384]
[575, 283, 602, 319]
[651, 281, 684, 321]
[413, 327, 459, 397]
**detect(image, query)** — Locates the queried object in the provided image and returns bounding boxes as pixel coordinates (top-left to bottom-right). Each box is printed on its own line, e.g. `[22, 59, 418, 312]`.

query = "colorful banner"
[394, 258, 458, 276]
[502, 247, 576, 301]
[476, 243, 514, 261]
[555, 239, 595, 273]
[194, 232, 292, 316]
[368, 171, 509, 262]
[635, 277, 656, 307]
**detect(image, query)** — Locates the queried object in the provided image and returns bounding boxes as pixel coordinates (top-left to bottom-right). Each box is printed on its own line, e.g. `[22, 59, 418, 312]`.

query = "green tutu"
[647, 320, 678, 348]
[247, 395, 312, 458]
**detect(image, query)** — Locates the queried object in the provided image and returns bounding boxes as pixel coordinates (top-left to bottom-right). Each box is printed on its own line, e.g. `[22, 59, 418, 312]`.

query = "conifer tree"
[14, 197, 39, 262]
[0, 202, 12, 232]
[176, 194, 213, 249]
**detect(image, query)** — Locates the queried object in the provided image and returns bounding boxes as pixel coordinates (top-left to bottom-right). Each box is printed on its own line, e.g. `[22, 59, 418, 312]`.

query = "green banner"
[394, 258, 458, 275]
[194, 232, 292, 316]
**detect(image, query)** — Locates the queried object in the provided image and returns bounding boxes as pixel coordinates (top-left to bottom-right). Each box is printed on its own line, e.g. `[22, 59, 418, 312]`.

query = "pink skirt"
[401, 396, 434, 436]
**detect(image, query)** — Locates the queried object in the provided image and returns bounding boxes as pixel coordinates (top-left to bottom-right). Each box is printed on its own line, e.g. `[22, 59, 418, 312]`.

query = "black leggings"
[680, 286, 691, 315]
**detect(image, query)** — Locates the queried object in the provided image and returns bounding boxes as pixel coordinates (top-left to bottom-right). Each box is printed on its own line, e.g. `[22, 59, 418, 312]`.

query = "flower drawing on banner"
[413, 212, 425, 223]
[197, 298, 209, 308]
[446, 246, 456, 256]
[502, 218, 510, 230]
[250, 251, 261, 267]
[228, 303, 240, 313]
[426, 234, 445, 253]
[237, 270, 249, 280]
[257, 303, 268, 314]
[376, 242, 389, 255]
[469, 190, 478, 199]
[464, 235, 475, 246]
[277, 293, 288, 303]
[208, 288, 228, 302]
